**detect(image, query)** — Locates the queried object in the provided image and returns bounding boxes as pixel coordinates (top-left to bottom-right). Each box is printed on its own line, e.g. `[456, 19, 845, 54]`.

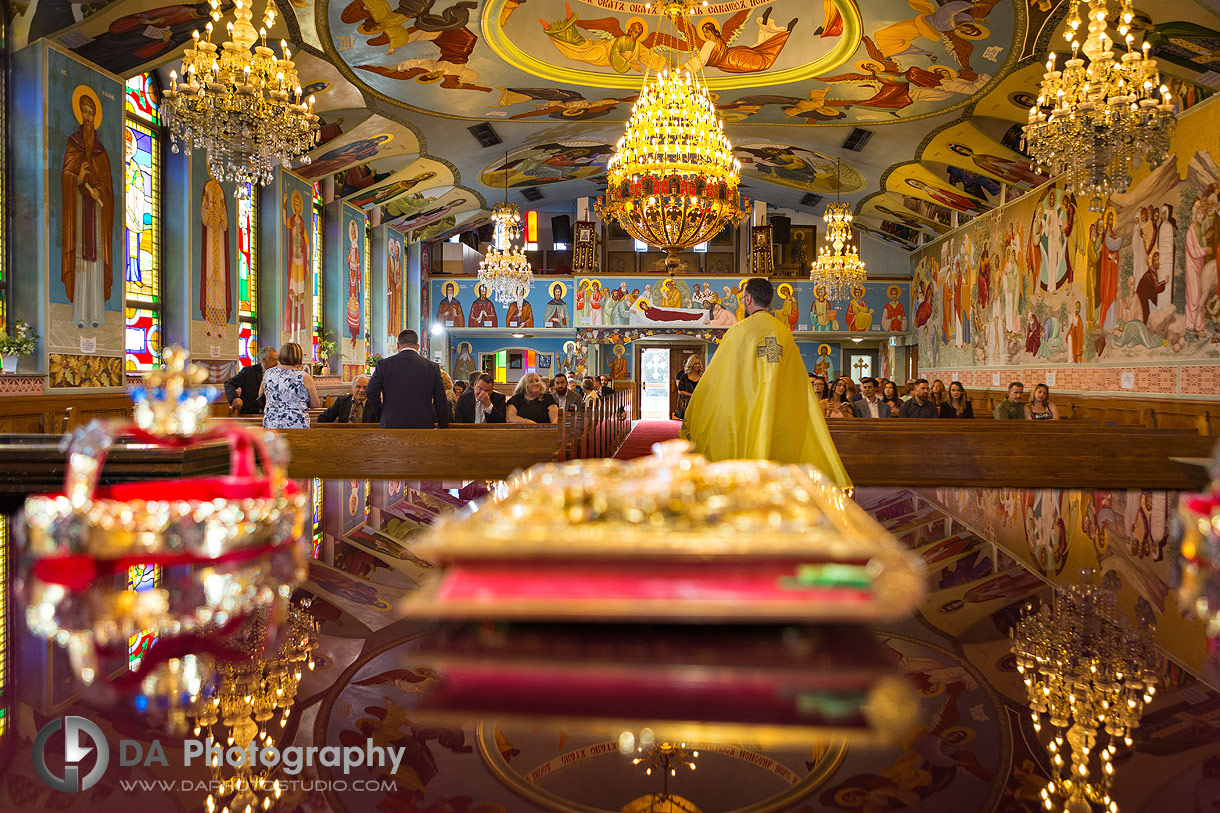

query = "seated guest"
[880, 380, 902, 417]
[826, 377, 855, 419]
[317, 375, 380, 423]
[453, 380, 467, 397]
[455, 372, 507, 423]
[945, 381, 974, 418]
[581, 377, 600, 402]
[1025, 383, 1060, 420]
[508, 372, 559, 424]
[439, 369, 459, 420]
[259, 342, 320, 429]
[898, 378, 939, 418]
[225, 345, 277, 415]
[853, 377, 889, 418]
[600, 375, 615, 397]
[993, 381, 1026, 419]
[929, 379, 952, 417]
[552, 373, 583, 411]
[811, 375, 829, 401]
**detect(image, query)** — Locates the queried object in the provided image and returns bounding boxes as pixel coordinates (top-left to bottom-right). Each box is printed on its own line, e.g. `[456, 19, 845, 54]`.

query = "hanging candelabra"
[478, 155, 533, 306]
[1011, 573, 1159, 813]
[810, 160, 866, 302]
[596, 0, 747, 274]
[161, 0, 319, 198]
[1022, 0, 1175, 211]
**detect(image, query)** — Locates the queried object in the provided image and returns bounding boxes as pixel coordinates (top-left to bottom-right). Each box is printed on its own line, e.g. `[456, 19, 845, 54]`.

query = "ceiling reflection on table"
[6, 480, 1220, 813]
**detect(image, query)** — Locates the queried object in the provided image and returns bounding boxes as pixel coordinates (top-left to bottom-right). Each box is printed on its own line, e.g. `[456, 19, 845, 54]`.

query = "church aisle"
[613, 419, 681, 460]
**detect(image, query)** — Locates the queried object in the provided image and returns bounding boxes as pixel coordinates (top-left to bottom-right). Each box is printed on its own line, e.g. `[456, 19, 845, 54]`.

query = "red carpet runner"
[613, 420, 682, 460]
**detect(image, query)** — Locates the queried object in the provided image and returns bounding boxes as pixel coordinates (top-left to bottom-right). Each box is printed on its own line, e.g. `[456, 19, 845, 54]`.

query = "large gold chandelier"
[1011, 574, 1158, 813]
[1022, 0, 1175, 211]
[478, 165, 533, 305]
[596, 0, 747, 274]
[810, 161, 865, 302]
[162, 0, 319, 198]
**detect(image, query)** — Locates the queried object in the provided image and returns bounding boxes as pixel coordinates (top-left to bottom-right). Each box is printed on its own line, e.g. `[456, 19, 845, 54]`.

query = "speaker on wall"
[459, 231, 478, 250]
[551, 215, 573, 244]
[770, 216, 791, 245]
[476, 223, 494, 244]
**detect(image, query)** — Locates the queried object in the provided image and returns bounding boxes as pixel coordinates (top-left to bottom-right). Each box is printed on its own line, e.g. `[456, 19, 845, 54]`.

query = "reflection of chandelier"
[810, 161, 865, 302]
[1011, 573, 1158, 813]
[162, 0, 319, 198]
[596, 0, 747, 274]
[1022, 0, 1175, 211]
[478, 163, 533, 305]
[189, 603, 319, 813]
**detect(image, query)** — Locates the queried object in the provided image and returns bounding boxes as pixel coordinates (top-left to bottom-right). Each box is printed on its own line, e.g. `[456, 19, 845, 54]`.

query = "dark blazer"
[365, 349, 450, 429]
[223, 363, 265, 414]
[454, 389, 507, 423]
[317, 394, 381, 424]
[852, 398, 892, 418]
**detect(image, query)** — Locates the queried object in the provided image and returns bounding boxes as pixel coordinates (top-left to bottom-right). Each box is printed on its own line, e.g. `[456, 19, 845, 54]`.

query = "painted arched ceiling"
[11, 0, 1220, 256]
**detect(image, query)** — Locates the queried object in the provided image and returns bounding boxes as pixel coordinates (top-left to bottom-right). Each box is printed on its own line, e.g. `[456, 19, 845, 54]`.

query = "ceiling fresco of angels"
[323, 0, 1019, 126]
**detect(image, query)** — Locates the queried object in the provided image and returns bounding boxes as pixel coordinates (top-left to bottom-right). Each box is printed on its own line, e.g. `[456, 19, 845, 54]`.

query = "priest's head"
[742, 278, 774, 315]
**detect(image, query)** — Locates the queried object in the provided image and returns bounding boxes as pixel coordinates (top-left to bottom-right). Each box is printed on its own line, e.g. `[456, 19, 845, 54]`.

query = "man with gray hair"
[317, 375, 380, 423]
[224, 345, 278, 415]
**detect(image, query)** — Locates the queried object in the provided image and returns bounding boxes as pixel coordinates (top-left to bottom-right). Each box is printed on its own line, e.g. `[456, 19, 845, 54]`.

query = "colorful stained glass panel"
[313, 192, 324, 363]
[125, 74, 160, 125]
[124, 120, 160, 306]
[238, 322, 258, 367]
[125, 307, 161, 371]
[312, 478, 323, 559]
[238, 190, 256, 319]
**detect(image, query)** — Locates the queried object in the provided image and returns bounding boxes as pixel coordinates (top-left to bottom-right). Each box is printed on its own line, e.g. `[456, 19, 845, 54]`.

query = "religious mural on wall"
[340, 205, 367, 365]
[191, 173, 238, 360]
[430, 277, 573, 331]
[48, 49, 125, 362]
[910, 100, 1220, 388]
[281, 172, 315, 347]
[386, 227, 405, 344]
[570, 276, 908, 332]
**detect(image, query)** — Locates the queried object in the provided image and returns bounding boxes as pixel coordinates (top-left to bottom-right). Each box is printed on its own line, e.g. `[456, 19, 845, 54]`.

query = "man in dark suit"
[366, 329, 450, 429]
[853, 377, 892, 418]
[317, 375, 381, 424]
[224, 346, 278, 415]
[455, 372, 507, 423]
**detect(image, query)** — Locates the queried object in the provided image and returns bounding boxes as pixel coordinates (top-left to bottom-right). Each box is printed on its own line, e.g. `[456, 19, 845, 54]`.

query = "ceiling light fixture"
[161, 0, 319, 198]
[1012, 573, 1158, 813]
[596, 0, 747, 275]
[810, 158, 866, 302]
[1023, 0, 1175, 211]
[478, 153, 534, 306]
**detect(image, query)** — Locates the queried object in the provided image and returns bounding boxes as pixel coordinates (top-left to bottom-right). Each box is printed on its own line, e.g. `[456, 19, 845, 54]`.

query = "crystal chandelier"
[810, 160, 866, 302]
[162, 0, 320, 199]
[596, 0, 747, 274]
[188, 603, 318, 813]
[1022, 0, 1175, 211]
[1011, 573, 1158, 813]
[478, 160, 533, 306]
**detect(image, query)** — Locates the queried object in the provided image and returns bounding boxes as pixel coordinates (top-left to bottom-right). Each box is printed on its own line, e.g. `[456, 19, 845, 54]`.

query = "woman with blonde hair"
[1025, 383, 1060, 420]
[259, 341, 320, 428]
[439, 369, 458, 421]
[508, 372, 559, 424]
[675, 354, 704, 420]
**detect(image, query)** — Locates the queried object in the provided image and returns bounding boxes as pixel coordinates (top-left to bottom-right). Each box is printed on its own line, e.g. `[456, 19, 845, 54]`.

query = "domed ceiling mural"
[11, 0, 1220, 255]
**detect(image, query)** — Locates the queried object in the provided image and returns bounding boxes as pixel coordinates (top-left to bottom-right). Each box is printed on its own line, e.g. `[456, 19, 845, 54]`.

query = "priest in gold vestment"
[681, 278, 851, 488]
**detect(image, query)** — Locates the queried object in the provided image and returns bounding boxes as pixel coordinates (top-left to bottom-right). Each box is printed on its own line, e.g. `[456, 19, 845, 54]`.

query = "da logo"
[33, 716, 109, 792]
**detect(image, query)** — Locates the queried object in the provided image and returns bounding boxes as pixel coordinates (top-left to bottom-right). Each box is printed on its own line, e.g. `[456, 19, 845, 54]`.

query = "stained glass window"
[364, 222, 371, 357]
[127, 564, 159, 669]
[237, 187, 258, 366]
[125, 74, 160, 126]
[124, 80, 161, 372]
[125, 307, 160, 370]
[312, 184, 324, 363]
[312, 478, 323, 559]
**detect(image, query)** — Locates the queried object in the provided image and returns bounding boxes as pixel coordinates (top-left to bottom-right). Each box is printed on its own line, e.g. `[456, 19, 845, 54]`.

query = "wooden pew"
[277, 425, 563, 480]
[826, 423, 1214, 489]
